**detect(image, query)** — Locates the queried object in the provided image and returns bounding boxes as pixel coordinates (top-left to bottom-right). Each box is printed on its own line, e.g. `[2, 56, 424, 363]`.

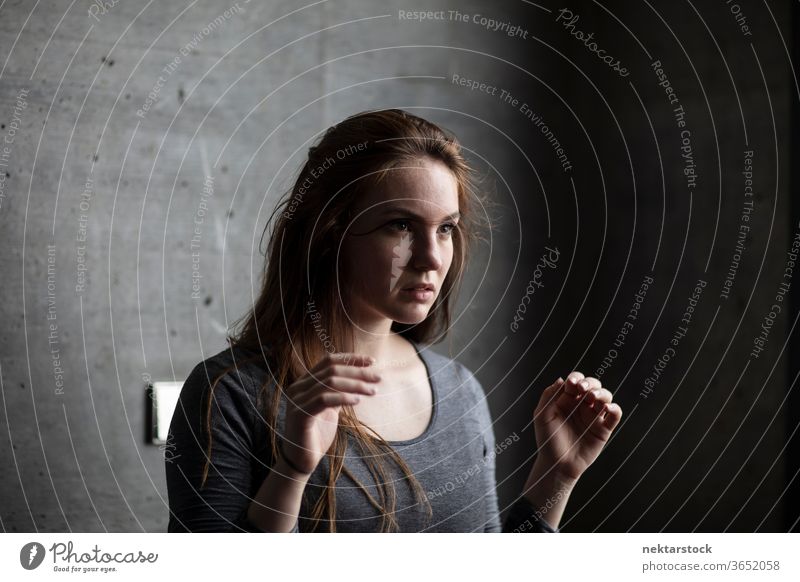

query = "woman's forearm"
[521, 458, 578, 530]
[246, 457, 311, 532]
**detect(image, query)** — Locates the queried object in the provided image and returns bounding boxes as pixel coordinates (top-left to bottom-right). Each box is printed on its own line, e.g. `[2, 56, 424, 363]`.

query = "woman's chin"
[390, 305, 431, 325]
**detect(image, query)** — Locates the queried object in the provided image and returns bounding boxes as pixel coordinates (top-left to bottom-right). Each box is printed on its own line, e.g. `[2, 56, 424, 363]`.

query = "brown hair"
[202, 108, 489, 531]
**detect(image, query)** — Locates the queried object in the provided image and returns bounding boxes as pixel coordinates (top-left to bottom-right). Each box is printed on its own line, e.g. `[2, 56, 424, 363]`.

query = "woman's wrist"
[272, 455, 313, 481]
[277, 438, 315, 478]
[246, 455, 311, 532]
[524, 457, 579, 493]
[520, 458, 579, 530]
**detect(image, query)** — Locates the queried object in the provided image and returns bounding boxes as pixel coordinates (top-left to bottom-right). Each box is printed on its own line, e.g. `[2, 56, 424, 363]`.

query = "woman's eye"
[386, 220, 456, 236]
[388, 220, 411, 232]
[439, 223, 456, 236]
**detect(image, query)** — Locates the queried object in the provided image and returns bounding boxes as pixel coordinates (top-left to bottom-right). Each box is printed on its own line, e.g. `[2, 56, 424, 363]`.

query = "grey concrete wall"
[0, 0, 537, 533]
[1, 0, 797, 533]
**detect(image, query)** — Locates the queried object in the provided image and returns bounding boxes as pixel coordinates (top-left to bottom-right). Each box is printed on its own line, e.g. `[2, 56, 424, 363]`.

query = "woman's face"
[340, 157, 460, 329]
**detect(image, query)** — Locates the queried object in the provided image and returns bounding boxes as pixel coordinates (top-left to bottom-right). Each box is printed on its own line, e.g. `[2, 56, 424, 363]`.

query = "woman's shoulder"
[414, 341, 487, 403]
[180, 343, 276, 408]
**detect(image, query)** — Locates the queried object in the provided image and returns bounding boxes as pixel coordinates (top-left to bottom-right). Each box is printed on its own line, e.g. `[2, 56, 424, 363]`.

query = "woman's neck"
[350, 329, 411, 367]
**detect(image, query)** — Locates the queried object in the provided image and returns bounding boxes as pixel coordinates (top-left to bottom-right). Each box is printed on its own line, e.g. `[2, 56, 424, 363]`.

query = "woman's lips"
[401, 288, 434, 301]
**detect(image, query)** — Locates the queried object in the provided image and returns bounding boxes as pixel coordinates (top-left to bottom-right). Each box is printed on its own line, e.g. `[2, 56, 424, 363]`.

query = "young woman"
[166, 108, 622, 533]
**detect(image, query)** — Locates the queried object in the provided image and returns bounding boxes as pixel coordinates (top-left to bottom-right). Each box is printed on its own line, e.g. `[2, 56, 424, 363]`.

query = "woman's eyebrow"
[378, 206, 461, 221]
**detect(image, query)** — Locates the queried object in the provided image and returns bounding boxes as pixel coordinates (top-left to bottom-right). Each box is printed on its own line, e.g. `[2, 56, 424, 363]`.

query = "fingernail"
[580, 380, 589, 390]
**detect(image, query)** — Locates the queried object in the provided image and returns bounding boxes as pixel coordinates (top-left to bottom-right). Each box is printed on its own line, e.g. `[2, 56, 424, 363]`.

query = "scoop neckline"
[385, 339, 439, 446]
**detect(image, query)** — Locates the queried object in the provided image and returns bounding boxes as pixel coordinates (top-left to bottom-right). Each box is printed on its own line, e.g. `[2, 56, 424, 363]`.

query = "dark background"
[0, 0, 796, 532]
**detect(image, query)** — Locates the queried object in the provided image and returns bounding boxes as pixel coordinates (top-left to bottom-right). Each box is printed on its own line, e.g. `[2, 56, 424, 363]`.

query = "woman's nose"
[411, 231, 443, 271]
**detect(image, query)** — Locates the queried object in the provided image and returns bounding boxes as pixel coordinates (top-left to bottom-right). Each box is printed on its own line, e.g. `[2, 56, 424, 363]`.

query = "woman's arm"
[524, 373, 623, 530]
[166, 355, 304, 532]
[520, 457, 578, 531]
[245, 455, 311, 532]
[460, 362, 559, 532]
[467, 366, 622, 532]
[481, 434, 563, 533]
[167, 350, 378, 532]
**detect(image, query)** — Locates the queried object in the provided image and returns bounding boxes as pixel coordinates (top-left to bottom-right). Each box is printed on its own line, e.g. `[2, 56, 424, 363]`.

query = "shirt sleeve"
[462, 364, 559, 533]
[165, 355, 299, 533]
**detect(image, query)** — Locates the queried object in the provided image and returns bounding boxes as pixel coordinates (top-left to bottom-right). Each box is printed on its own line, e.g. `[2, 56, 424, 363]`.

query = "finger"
[327, 352, 377, 367]
[289, 354, 378, 394]
[561, 372, 587, 397]
[299, 391, 362, 415]
[572, 378, 601, 402]
[602, 402, 623, 431]
[583, 387, 613, 409]
[586, 402, 621, 439]
[557, 377, 590, 410]
[309, 352, 376, 375]
[581, 376, 603, 392]
[584, 400, 611, 435]
[319, 364, 382, 384]
[295, 377, 378, 404]
[535, 377, 565, 414]
[316, 376, 378, 396]
[577, 391, 603, 427]
[293, 364, 381, 398]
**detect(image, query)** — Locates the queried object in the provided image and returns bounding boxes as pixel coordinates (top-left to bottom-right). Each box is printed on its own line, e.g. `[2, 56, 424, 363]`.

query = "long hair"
[202, 108, 488, 531]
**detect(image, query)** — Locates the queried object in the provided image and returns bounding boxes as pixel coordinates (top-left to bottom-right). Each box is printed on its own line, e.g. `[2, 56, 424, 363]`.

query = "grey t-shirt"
[166, 341, 559, 533]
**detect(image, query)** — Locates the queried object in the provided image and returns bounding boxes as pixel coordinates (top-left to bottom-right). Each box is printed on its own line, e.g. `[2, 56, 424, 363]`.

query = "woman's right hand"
[281, 353, 380, 475]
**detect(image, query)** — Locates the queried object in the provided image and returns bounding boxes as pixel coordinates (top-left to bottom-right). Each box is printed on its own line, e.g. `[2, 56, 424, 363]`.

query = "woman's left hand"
[532, 372, 623, 482]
